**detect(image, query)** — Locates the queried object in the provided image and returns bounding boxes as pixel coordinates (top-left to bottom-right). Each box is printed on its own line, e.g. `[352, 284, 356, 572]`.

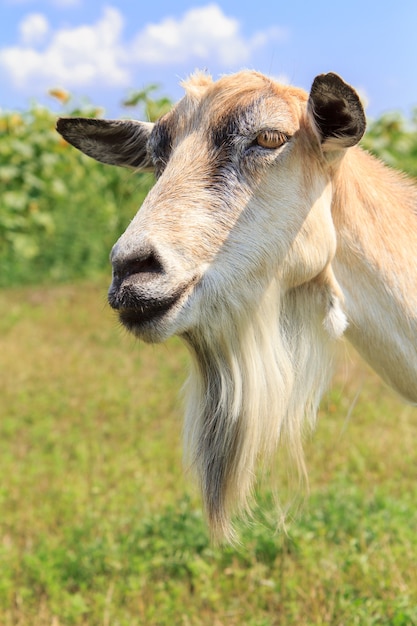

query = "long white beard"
[182, 276, 346, 542]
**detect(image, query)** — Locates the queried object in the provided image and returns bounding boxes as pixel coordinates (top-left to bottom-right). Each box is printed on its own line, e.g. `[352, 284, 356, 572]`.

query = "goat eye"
[255, 130, 288, 149]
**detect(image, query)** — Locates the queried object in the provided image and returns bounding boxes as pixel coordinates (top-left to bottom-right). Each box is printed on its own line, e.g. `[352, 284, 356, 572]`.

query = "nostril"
[126, 253, 163, 276]
[114, 250, 164, 282]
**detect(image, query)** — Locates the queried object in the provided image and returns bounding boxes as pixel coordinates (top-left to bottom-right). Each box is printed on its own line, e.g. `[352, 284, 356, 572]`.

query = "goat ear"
[56, 118, 154, 169]
[308, 73, 366, 152]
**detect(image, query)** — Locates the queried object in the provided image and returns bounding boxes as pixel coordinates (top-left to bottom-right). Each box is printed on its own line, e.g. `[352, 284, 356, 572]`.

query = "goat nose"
[111, 247, 164, 284]
[108, 246, 165, 312]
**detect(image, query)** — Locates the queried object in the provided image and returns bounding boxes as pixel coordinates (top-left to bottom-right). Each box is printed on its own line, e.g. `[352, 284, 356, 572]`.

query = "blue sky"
[0, 0, 416, 120]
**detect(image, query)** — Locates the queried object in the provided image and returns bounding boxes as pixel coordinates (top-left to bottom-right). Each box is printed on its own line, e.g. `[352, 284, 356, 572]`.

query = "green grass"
[0, 278, 416, 625]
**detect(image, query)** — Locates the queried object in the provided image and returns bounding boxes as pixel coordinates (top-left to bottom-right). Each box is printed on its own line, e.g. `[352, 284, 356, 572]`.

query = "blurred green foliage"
[0, 90, 163, 288]
[0, 89, 416, 288]
[362, 108, 417, 178]
[122, 83, 173, 120]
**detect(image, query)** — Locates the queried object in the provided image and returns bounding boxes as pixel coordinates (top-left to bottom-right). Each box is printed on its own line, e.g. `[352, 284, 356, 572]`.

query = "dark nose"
[112, 249, 164, 283]
[108, 247, 165, 310]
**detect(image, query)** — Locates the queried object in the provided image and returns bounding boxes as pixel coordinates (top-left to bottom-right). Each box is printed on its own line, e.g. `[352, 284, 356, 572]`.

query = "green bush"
[0, 97, 155, 288]
[362, 108, 417, 178]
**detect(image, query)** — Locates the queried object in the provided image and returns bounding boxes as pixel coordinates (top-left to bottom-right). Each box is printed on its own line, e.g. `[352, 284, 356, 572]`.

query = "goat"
[57, 70, 417, 542]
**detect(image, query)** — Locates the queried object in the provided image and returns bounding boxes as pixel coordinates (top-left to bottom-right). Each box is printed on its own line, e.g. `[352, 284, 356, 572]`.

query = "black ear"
[308, 73, 366, 151]
[56, 117, 154, 169]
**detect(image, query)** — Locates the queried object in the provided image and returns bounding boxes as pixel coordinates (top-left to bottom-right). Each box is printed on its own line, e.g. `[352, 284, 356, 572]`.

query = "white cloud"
[51, 0, 81, 6]
[132, 4, 285, 66]
[0, 7, 130, 89]
[19, 13, 49, 46]
[0, 4, 287, 93]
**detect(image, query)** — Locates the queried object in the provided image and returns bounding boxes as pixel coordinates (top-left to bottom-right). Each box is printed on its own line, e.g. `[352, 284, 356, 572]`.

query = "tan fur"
[331, 148, 417, 400]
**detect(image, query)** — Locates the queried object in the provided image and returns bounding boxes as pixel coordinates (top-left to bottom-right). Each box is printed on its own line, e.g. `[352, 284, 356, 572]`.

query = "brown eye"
[256, 130, 288, 149]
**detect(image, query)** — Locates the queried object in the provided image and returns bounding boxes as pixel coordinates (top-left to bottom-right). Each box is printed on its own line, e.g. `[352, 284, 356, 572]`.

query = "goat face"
[57, 71, 365, 343]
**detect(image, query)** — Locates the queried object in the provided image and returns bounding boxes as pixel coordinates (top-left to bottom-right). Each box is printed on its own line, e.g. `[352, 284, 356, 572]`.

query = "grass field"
[0, 277, 416, 625]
